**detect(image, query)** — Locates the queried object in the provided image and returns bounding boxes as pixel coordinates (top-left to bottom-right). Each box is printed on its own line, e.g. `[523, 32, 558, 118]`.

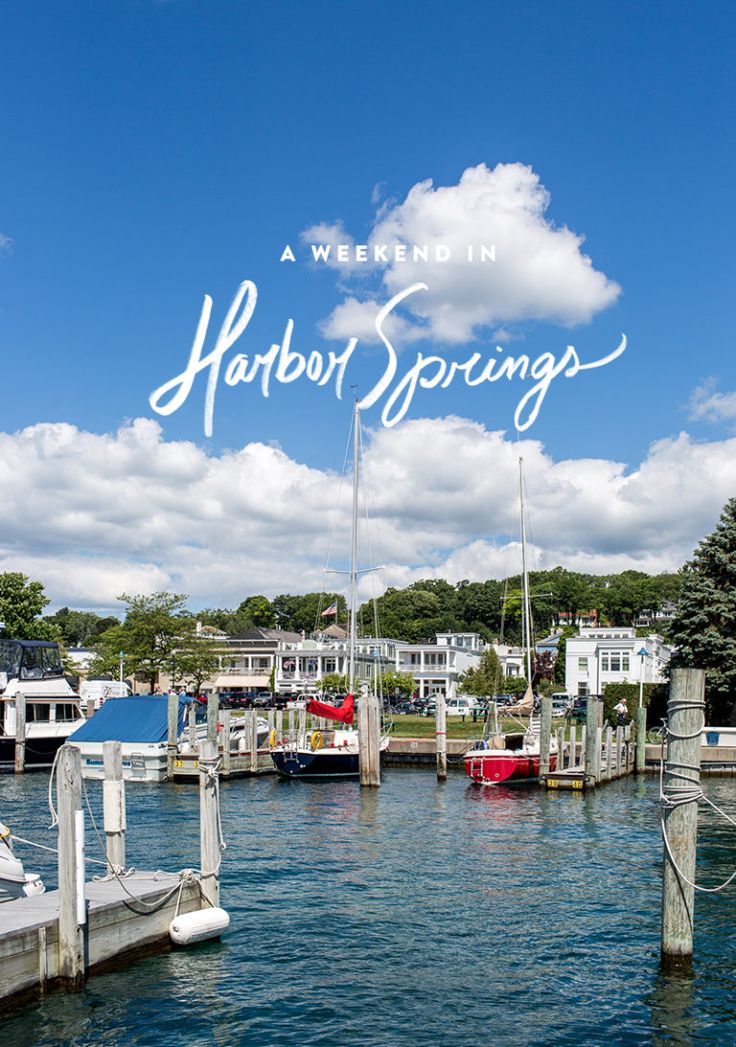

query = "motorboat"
[0, 822, 45, 902]
[69, 695, 268, 781]
[0, 639, 86, 770]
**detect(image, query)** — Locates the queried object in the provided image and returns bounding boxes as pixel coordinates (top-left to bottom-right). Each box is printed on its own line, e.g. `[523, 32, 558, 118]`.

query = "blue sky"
[1, 1, 736, 609]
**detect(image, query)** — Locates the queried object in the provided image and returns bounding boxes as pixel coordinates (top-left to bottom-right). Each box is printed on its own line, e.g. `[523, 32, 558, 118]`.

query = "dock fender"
[169, 907, 230, 946]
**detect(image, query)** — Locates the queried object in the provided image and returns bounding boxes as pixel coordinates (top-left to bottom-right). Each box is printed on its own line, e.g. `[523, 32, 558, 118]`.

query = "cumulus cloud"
[310, 163, 621, 344]
[689, 379, 736, 425]
[0, 232, 13, 255]
[0, 417, 734, 614]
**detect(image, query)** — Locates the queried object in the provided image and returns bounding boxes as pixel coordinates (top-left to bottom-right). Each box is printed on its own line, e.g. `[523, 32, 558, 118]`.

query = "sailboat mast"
[518, 457, 533, 687]
[348, 398, 359, 694]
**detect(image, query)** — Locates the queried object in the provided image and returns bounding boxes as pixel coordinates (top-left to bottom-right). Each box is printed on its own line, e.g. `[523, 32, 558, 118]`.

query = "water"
[2, 769, 736, 1046]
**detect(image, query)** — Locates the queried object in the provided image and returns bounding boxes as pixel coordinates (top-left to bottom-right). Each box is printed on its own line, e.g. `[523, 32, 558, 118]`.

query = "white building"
[274, 637, 402, 694]
[493, 644, 526, 679]
[396, 634, 482, 699]
[565, 627, 672, 696]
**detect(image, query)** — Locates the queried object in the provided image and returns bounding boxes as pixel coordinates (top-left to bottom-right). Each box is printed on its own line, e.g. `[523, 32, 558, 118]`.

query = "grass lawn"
[388, 713, 577, 739]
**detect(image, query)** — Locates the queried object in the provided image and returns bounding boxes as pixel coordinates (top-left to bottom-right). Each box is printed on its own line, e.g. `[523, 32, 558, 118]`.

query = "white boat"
[69, 695, 268, 781]
[0, 639, 86, 770]
[0, 822, 45, 902]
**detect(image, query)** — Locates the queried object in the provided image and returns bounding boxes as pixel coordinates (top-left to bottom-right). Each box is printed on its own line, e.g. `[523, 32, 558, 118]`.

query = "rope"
[659, 709, 736, 894]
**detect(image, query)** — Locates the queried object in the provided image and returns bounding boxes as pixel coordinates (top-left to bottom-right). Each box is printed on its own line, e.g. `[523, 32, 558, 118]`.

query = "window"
[26, 703, 51, 722]
[601, 651, 630, 673]
[578, 657, 588, 671]
[55, 704, 79, 723]
[323, 658, 336, 673]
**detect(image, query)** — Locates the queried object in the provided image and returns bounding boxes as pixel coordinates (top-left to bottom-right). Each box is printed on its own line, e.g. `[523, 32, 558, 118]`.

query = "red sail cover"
[305, 694, 355, 725]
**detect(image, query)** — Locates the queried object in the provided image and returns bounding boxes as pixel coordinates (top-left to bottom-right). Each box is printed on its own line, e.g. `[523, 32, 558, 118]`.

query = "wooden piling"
[85, 699, 95, 720]
[435, 694, 447, 781]
[249, 708, 258, 774]
[580, 725, 586, 770]
[199, 739, 220, 909]
[275, 709, 283, 742]
[539, 696, 552, 776]
[556, 726, 565, 771]
[297, 705, 306, 743]
[57, 744, 86, 986]
[366, 693, 381, 787]
[584, 699, 599, 784]
[14, 692, 26, 774]
[636, 706, 647, 773]
[221, 709, 231, 775]
[166, 692, 179, 780]
[603, 726, 613, 781]
[102, 741, 126, 873]
[570, 724, 577, 769]
[615, 725, 624, 776]
[287, 708, 295, 737]
[661, 668, 705, 968]
[188, 704, 197, 749]
[207, 692, 219, 744]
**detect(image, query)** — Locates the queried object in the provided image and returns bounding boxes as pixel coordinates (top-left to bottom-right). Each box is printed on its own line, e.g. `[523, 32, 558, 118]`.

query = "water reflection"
[649, 969, 696, 1047]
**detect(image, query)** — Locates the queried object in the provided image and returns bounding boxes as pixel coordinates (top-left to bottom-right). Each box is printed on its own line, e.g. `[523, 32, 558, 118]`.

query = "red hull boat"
[464, 743, 557, 785]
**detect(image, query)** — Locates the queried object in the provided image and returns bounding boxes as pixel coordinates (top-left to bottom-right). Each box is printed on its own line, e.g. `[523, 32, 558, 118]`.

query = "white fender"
[169, 906, 230, 945]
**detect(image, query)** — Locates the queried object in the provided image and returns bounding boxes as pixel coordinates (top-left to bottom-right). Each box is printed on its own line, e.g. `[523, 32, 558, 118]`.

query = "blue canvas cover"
[69, 695, 188, 743]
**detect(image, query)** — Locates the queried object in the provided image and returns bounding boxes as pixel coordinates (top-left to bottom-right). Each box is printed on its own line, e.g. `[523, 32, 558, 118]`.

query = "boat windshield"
[0, 641, 23, 680]
[0, 641, 63, 680]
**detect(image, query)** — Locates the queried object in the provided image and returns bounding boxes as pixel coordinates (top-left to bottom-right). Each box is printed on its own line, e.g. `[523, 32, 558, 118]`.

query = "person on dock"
[614, 698, 628, 726]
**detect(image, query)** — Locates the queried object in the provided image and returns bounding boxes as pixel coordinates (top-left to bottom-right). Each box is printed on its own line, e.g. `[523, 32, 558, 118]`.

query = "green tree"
[669, 498, 736, 722]
[0, 572, 55, 640]
[45, 607, 119, 647]
[320, 672, 348, 693]
[380, 669, 416, 700]
[459, 648, 502, 696]
[235, 595, 275, 628]
[172, 633, 220, 695]
[90, 592, 193, 691]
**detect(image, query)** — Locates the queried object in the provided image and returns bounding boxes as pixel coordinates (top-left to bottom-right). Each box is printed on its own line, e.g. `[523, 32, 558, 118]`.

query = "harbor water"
[2, 769, 735, 1046]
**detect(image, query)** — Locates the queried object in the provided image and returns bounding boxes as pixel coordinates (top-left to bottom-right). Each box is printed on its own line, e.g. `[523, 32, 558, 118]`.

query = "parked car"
[550, 692, 572, 718]
[392, 701, 416, 715]
[570, 696, 589, 723]
[446, 696, 481, 717]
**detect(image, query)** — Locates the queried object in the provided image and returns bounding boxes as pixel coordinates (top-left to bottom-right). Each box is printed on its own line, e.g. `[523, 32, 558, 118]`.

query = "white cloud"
[0, 417, 734, 614]
[307, 163, 621, 344]
[319, 297, 425, 345]
[0, 233, 13, 255]
[689, 379, 736, 425]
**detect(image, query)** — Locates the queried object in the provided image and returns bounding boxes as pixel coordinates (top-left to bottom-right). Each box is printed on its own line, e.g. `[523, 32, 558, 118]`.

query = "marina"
[1, 764, 736, 1044]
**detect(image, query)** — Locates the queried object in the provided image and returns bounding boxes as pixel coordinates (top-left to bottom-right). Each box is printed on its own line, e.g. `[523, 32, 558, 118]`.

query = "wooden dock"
[0, 873, 203, 1009]
[173, 748, 273, 779]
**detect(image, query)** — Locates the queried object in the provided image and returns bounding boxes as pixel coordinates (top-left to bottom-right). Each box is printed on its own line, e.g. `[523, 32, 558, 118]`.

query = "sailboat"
[270, 399, 388, 780]
[464, 457, 557, 786]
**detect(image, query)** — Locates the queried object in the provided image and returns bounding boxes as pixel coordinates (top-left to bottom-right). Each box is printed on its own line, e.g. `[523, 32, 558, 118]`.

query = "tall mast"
[519, 457, 533, 688]
[348, 396, 359, 693]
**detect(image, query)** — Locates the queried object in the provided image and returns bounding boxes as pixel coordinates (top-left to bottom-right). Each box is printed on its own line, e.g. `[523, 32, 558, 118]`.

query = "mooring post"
[267, 709, 275, 734]
[539, 695, 552, 776]
[275, 708, 283, 742]
[569, 724, 577, 769]
[297, 705, 306, 743]
[198, 739, 220, 909]
[435, 694, 447, 780]
[636, 706, 647, 773]
[287, 707, 295, 739]
[188, 704, 197, 749]
[14, 692, 26, 774]
[57, 744, 86, 986]
[166, 692, 179, 780]
[249, 708, 258, 773]
[85, 699, 95, 720]
[602, 725, 613, 781]
[661, 668, 705, 968]
[615, 725, 624, 777]
[358, 686, 371, 786]
[102, 740, 126, 874]
[207, 692, 219, 744]
[584, 699, 599, 784]
[556, 726, 565, 770]
[579, 725, 586, 770]
[221, 708, 231, 776]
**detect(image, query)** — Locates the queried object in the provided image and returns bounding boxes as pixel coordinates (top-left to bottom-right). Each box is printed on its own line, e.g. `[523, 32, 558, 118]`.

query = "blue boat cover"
[69, 695, 189, 743]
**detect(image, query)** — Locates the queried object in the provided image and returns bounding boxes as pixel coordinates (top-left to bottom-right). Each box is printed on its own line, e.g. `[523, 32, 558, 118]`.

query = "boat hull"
[271, 747, 360, 779]
[0, 735, 69, 770]
[464, 750, 557, 785]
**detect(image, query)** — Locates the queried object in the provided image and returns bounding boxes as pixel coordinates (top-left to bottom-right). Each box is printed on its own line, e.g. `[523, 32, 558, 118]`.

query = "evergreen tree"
[669, 497, 736, 722]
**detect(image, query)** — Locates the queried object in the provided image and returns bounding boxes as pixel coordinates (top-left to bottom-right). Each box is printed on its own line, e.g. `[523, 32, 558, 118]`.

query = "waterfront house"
[396, 633, 482, 700]
[274, 636, 401, 694]
[565, 626, 671, 696]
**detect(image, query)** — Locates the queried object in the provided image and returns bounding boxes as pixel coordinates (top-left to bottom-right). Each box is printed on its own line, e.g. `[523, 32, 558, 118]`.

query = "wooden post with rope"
[103, 741, 126, 873]
[435, 693, 447, 781]
[57, 744, 86, 986]
[661, 668, 705, 969]
[539, 695, 552, 777]
[166, 692, 179, 780]
[199, 739, 220, 909]
[14, 692, 25, 774]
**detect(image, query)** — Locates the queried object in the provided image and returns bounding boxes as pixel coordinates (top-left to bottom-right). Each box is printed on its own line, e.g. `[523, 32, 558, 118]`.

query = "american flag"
[320, 601, 338, 617]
